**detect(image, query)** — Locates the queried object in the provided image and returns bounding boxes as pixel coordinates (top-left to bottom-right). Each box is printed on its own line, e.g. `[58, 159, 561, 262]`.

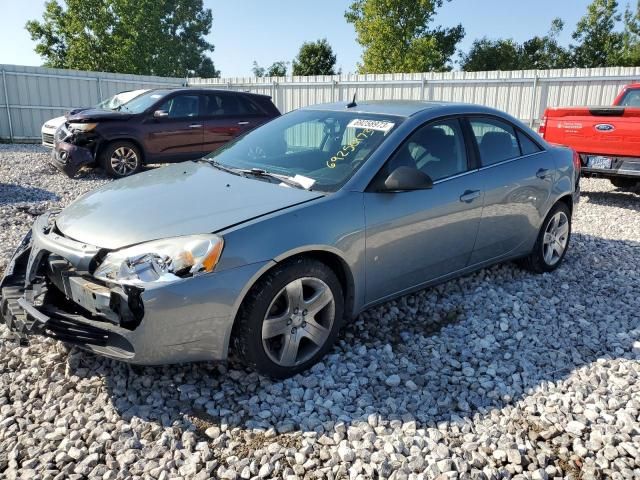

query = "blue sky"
[2, 0, 601, 76]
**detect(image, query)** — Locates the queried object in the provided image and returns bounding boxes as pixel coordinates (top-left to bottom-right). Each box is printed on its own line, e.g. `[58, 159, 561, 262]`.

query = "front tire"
[520, 201, 572, 274]
[101, 141, 143, 178]
[232, 258, 344, 378]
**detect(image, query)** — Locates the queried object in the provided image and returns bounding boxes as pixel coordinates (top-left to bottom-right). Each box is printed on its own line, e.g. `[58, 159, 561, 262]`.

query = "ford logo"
[595, 124, 615, 132]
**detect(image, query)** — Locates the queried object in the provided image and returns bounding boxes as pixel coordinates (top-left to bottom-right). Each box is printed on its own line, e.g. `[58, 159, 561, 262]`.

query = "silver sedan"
[0, 101, 579, 378]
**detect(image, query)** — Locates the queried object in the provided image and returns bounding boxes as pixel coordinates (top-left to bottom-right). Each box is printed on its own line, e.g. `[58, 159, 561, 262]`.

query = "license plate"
[587, 156, 612, 169]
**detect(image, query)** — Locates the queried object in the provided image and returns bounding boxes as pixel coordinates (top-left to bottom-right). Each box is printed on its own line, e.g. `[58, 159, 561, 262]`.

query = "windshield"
[205, 109, 402, 192]
[117, 89, 172, 114]
[96, 90, 148, 110]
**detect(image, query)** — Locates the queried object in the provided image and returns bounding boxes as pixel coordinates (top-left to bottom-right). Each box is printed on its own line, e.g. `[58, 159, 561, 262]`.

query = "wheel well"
[99, 138, 146, 164]
[241, 250, 355, 321]
[557, 194, 573, 214]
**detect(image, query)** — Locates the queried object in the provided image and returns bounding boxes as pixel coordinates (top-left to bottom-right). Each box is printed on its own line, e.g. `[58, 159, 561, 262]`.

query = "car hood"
[43, 116, 66, 130]
[55, 162, 324, 249]
[66, 108, 133, 122]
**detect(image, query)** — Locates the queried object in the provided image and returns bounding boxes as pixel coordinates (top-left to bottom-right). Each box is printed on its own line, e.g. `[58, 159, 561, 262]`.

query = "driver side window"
[386, 118, 468, 182]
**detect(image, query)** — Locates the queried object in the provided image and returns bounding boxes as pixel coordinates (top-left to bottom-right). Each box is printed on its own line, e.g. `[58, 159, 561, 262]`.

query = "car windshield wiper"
[239, 168, 312, 190]
[201, 159, 246, 177]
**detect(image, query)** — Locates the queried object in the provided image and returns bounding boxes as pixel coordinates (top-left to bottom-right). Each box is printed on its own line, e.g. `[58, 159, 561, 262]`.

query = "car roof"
[300, 100, 496, 117]
[148, 87, 271, 98]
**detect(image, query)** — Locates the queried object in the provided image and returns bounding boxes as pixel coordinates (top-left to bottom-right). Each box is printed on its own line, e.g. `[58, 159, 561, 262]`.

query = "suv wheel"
[232, 258, 344, 378]
[101, 141, 142, 178]
[520, 201, 572, 273]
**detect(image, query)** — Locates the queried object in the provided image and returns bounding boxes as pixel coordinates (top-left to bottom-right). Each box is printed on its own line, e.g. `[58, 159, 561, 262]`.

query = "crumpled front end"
[49, 124, 99, 178]
[0, 211, 271, 365]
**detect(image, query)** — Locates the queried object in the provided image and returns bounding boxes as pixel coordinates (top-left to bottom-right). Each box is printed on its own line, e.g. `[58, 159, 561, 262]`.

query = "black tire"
[232, 258, 344, 378]
[610, 177, 639, 189]
[100, 141, 143, 178]
[519, 201, 572, 274]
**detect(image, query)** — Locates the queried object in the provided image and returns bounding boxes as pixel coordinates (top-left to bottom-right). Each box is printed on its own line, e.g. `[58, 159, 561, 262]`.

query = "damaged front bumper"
[50, 142, 95, 178]
[0, 211, 273, 365]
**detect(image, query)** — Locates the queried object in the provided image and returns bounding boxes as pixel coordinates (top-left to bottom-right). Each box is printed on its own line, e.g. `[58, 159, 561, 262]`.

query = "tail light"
[572, 149, 581, 173]
[538, 117, 547, 137]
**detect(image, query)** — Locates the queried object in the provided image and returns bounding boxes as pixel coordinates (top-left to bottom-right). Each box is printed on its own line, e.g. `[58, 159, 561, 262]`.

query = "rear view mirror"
[153, 110, 169, 118]
[382, 166, 433, 192]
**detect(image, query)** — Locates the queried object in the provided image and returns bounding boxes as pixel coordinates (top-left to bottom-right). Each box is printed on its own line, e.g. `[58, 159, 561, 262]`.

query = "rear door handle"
[536, 168, 549, 179]
[189, 124, 203, 128]
[237, 121, 250, 126]
[460, 190, 481, 203]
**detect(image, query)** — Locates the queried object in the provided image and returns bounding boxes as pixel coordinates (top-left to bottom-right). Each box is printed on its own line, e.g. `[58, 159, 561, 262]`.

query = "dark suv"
[51, 88, 280, 178]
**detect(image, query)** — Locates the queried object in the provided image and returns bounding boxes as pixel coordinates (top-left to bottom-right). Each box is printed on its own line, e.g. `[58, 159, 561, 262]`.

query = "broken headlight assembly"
[68, 122, 98, 132]
[93, 235, 224, 286]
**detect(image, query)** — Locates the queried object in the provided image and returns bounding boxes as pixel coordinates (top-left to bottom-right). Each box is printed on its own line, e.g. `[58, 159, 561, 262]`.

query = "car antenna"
[346, 93, 357, 108]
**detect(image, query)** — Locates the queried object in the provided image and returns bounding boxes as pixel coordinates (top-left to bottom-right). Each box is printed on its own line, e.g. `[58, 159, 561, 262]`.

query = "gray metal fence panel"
[2, 65, 640, 142]
[0, 64, 183, 141]
[190, 67, 640, 128]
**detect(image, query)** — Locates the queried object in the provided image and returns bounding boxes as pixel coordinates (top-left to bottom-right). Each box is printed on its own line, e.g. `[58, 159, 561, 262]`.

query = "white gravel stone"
[0, 148, 639, 479]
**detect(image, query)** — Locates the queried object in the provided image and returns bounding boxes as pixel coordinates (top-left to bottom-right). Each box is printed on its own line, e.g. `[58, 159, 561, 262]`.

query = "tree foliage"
[252, 61, 288, 77]
[460, 19, 572, 71]
[345, 0, 464, 73]
[25, 0, 219, 77]
[571, 0, 623, 67]
[292, 39, 337, 76]
[620, 1, 640, 65]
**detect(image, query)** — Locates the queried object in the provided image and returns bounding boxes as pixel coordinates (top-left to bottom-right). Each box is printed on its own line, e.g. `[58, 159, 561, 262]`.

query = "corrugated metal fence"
[191, 67, 640, 128]
[3, 64, 640, 141]
[0, 64, 183, 141]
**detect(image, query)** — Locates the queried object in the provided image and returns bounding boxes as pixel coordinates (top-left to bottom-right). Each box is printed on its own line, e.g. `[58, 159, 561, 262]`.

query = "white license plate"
[587, 156, 613, 169]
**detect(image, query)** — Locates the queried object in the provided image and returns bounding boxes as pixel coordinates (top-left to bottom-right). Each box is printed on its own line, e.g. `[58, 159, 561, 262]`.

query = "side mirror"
[382, 166, 433, 192]
[153, 110, 169, 118]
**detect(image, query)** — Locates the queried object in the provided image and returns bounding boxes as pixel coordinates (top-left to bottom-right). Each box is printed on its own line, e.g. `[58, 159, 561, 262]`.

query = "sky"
[1, 0, 599, 77]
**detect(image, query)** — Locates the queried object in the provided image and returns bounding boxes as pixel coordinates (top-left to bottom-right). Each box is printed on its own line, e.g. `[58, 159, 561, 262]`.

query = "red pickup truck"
[539, 84, 640, 188]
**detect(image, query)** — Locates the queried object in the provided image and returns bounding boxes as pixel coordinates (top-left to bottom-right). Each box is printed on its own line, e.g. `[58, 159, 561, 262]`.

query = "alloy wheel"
[542, 211, 569, 266]
[110, 147, 139, 176]
[261, 277, 335, 367]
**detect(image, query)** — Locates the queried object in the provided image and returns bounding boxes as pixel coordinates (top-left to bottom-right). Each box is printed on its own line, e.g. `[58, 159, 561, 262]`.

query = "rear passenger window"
[203, 93, 252, 116]
[386, 119, 468, 181]
[517, 130, 542, 155]
[470, 118, 520, 166]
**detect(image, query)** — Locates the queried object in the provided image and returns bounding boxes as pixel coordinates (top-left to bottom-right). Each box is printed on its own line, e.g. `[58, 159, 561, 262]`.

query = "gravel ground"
[0, 144, 638, 480]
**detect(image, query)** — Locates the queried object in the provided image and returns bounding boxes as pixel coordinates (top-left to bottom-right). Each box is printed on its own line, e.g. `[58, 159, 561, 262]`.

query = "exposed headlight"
[94, 234, 224, 286]
[68, 122, 98, 132]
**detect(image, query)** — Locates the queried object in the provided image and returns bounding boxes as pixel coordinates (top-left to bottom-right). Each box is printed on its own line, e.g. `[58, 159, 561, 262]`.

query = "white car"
[41, 89, 149, 148]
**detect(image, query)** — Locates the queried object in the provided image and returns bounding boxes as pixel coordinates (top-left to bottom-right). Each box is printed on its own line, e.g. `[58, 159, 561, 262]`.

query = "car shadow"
[582, 189, 639, 212]
[0, 184, 59, 205]
[61, 232, 639, 458]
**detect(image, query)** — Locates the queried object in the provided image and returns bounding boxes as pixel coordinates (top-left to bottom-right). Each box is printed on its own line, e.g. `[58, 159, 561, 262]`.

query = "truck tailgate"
[543, 107, 640, 157]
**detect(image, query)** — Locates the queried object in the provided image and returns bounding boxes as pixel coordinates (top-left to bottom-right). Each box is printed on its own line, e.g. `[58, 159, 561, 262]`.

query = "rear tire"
[101, 141, 143, 178]
[232, 258, 344, 379]
[519, 201, 572, 274]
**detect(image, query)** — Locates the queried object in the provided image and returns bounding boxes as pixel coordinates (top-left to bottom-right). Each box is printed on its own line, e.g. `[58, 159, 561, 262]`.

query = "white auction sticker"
[347, 119, 395, 133]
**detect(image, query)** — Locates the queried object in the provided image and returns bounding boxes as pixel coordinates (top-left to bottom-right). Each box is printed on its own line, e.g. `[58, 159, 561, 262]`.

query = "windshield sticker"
[347, 119, 395, 133]
[327, 128, 375, 169]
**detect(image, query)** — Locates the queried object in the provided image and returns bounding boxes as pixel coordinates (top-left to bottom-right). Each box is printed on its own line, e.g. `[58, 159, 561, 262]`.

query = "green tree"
[571, 0, 623, 67]
[252, 61, 266, 77]
[25, 0, 220, 77]
[345, 0, 464, 73]
[252, 61, 288, 77]
[266, 61, 288, 77]
[461, 19, 572, 72]
[620, 1, 640, 65]
[292, 39, 337, 76]
[519, 19, 573, 69]
[459, 38, 521, 71]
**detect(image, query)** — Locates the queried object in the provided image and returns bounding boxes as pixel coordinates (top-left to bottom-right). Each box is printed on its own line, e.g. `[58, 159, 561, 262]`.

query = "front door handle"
[189, 124, 203, 128]
[460, 190, 481, 203]
[237, 121, 250, 126]
[536, 168, 549, 179]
